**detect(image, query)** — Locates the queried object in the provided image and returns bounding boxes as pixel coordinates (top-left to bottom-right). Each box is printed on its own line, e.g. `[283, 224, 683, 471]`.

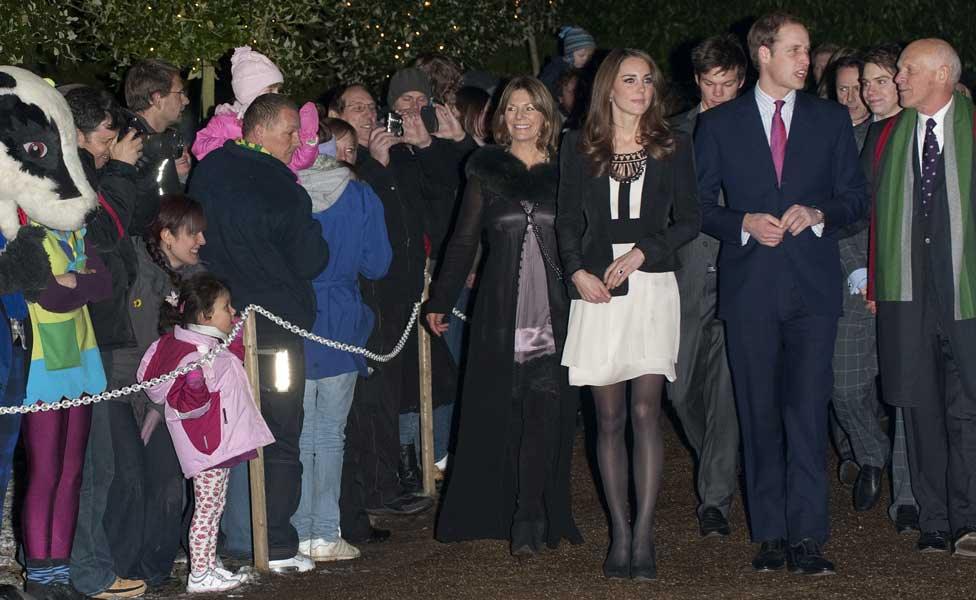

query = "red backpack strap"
[867, 116, 900, 302]
[97, 192, 125, 240]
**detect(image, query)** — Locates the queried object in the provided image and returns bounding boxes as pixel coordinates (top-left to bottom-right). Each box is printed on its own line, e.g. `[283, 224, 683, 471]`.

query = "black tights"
[592, 374, 665, 564]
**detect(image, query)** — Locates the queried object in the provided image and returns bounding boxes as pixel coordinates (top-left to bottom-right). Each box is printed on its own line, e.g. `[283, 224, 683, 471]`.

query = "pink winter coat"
[138, 325, 275, 478]
[191, 101, 320, 174]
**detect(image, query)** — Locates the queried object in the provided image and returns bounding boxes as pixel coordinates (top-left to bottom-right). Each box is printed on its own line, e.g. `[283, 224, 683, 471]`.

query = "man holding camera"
[123, 59, 192, 234]
[326, 71, 465, 542]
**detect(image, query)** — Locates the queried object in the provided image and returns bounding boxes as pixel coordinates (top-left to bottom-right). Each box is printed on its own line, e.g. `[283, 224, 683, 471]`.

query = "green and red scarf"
[869, 92, 976, 320]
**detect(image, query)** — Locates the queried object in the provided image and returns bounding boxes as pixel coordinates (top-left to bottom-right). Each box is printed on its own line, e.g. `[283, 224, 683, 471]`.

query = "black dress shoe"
[916, 530, 950, 553]
[363, 526, 391, 543]
[853, 465, 883, 511]
[751, 539, 786, 572]
[954, 527, 976, 557]
[838, 459, 859, 487]
[894, 505, 919, 535]
[365, 493, 434, 516]
[787, 538, 835, 576]
[700, 507, 731, 538]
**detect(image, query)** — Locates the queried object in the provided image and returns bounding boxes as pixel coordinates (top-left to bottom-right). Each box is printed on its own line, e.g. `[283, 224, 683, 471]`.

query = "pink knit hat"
[230, 46, 284, 108]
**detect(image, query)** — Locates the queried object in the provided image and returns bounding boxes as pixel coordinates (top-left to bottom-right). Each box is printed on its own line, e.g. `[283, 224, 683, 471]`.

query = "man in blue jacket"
[189, 93, 329, 573]
[694, 12, 868, 575]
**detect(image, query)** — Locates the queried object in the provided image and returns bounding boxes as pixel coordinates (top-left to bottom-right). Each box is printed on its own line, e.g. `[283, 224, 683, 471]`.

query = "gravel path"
[3, 409, 974, 599]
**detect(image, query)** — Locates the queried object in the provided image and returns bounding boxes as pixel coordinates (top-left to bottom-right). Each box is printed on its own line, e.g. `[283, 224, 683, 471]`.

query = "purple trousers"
[21, 404, 92, 562]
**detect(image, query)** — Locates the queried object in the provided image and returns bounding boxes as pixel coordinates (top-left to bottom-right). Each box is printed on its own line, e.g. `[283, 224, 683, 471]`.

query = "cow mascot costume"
[0, 65, 111, 600]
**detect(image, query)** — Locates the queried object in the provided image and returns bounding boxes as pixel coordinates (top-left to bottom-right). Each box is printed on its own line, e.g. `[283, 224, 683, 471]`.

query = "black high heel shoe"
[630, 541, 657, 581]
[603, 539, 631, 579]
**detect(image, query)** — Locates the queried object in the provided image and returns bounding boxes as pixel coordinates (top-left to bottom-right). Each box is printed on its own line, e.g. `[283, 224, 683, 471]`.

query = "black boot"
[398, 443, 422, 495]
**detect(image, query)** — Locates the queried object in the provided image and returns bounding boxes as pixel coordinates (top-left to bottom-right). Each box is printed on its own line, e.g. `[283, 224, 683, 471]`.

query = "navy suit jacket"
[694, 89, 869, 319]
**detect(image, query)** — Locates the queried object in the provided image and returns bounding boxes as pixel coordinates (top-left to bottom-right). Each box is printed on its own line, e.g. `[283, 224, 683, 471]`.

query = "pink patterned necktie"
[770, 99, 787, 185]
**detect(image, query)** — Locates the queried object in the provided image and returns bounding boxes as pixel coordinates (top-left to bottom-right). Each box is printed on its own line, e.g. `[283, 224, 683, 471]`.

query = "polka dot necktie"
[920, 118, 939, 217]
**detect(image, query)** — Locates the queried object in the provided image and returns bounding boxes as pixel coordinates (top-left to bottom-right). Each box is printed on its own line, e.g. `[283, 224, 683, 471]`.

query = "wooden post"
[242, 312, 270, 573]
[201, 62, 216, 119]
[418, 262, 437, 497]
[526, 28, 541, 75]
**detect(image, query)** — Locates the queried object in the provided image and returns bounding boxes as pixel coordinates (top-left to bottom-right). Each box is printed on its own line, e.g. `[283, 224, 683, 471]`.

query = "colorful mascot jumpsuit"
[21, 224, 108, 587]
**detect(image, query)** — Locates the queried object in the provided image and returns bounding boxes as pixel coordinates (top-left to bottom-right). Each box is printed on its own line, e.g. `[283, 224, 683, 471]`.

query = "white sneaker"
[268, 552, 315, 574]
[215, 565, 254, 585]
[187, 569, 242, 594]
[308, 538, 361, 562]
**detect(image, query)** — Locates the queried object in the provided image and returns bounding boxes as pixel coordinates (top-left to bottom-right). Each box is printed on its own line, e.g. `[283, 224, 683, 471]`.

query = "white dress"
[561, 171, 681, 387]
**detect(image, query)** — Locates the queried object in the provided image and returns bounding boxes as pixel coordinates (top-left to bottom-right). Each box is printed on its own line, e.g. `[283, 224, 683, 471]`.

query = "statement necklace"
[610, 148, 647, 183]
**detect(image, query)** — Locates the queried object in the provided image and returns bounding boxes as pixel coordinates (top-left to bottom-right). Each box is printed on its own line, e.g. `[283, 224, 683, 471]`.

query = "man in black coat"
[667, 33, 745, 540]
[190, 93, 329, 572]
[864, 39, 976, 557]
[326, 76, 467, 538]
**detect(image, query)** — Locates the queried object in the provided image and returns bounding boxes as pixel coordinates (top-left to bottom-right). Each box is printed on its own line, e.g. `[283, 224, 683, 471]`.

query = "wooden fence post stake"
[418, 262, 437, 497]
[243, 311, 270, 573]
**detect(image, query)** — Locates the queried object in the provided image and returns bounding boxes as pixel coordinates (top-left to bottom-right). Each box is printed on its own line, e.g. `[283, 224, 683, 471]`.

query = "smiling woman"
[556, 48, 700, 581]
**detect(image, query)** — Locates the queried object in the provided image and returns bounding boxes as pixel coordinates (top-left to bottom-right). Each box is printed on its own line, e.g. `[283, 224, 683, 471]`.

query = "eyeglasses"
[166, 89, 189, 99]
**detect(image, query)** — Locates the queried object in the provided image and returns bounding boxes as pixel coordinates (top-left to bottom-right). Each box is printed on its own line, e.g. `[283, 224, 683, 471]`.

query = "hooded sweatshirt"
[300, 157, 392, 378]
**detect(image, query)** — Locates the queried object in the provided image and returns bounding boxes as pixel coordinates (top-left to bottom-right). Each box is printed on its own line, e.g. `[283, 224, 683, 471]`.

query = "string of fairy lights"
[139, 0, 549, 71]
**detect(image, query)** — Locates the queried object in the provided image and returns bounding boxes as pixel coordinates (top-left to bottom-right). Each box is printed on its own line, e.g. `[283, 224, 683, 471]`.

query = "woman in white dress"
[556, 48, 700, 580]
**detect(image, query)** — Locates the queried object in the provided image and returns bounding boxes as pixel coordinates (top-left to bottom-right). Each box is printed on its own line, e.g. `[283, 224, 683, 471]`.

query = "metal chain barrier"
[0, 298, 470, 416]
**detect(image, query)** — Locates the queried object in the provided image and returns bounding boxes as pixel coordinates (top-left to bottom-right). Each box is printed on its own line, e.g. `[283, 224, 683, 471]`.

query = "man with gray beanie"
[327, 69, 466, 538]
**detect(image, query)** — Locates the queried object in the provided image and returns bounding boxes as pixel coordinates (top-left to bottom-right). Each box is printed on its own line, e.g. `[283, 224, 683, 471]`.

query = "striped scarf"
[870, 92, 976, 320]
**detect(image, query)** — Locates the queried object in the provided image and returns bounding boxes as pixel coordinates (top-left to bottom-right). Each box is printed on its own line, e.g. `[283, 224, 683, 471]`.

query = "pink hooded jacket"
[138, 325, 275, 478]
[191, 101, 320, 174]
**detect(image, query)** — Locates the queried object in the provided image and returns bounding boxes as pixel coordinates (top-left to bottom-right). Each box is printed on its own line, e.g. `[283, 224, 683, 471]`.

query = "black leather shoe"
[787, 538, 835, 576]
[700, 507, 731, 538]
[751, 539, 786, 572]
[365, 493, 434, 516]
[894, 505, 919, 535]
[853, 465, 883, 511]
[837, 459, 859, 487]
[364, 526, 391, 543]
[25, 581, 90, 600]
[953, 527, 976, 558]
[916, 530, 950, 553]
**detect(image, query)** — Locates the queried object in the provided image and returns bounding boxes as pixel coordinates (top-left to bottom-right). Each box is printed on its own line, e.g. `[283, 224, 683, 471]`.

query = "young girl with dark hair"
[138, 273, 273, 593]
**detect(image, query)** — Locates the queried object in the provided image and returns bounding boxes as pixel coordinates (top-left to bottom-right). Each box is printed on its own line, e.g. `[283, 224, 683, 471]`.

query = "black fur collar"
[465, 145, 558, 203]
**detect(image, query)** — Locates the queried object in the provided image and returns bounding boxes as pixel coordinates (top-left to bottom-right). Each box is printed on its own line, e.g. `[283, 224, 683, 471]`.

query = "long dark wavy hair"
[145, 194, 207, 290]
[580, 48, 674, 177]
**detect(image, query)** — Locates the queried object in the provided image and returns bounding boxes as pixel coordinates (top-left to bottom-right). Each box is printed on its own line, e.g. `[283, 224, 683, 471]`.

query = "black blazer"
[555, 130, 701, 298]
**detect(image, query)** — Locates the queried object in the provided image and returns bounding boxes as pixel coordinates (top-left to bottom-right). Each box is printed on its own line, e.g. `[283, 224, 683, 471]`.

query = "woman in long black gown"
[426, 76, 582, 555]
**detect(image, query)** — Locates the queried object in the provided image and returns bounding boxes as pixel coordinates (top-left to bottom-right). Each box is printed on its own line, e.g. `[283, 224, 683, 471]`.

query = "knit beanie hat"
[231, 46, 284, 109]
[387, 68, 433, 108]
[560, 26, 596, 60]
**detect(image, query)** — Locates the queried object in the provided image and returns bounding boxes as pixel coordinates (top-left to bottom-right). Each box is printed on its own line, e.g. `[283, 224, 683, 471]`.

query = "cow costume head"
[0, 66, 96, 240]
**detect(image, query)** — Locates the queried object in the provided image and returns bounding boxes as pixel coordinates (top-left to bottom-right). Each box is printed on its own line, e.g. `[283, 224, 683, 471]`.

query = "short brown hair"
[242, 93, 298, 138]
[491, 76, 560, 156]
[581, 48, 674, 176]
[414, 53, 463, 105]
[692, 33, 747, 79]
[125, 59, 181, 112]
[861, 44, 901, 77]
[747, 12, 805, 68]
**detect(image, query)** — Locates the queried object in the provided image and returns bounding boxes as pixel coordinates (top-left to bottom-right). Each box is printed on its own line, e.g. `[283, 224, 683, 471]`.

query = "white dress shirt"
[741, 85, 822, 245]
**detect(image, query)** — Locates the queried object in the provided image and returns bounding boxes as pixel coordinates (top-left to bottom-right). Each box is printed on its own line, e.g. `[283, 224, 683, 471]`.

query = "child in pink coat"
[192, 46, 319, 173]
[138, 273, 274, 594]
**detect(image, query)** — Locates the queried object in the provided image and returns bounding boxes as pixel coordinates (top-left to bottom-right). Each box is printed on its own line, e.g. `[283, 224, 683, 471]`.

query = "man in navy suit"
[694, 12, 869, 575]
